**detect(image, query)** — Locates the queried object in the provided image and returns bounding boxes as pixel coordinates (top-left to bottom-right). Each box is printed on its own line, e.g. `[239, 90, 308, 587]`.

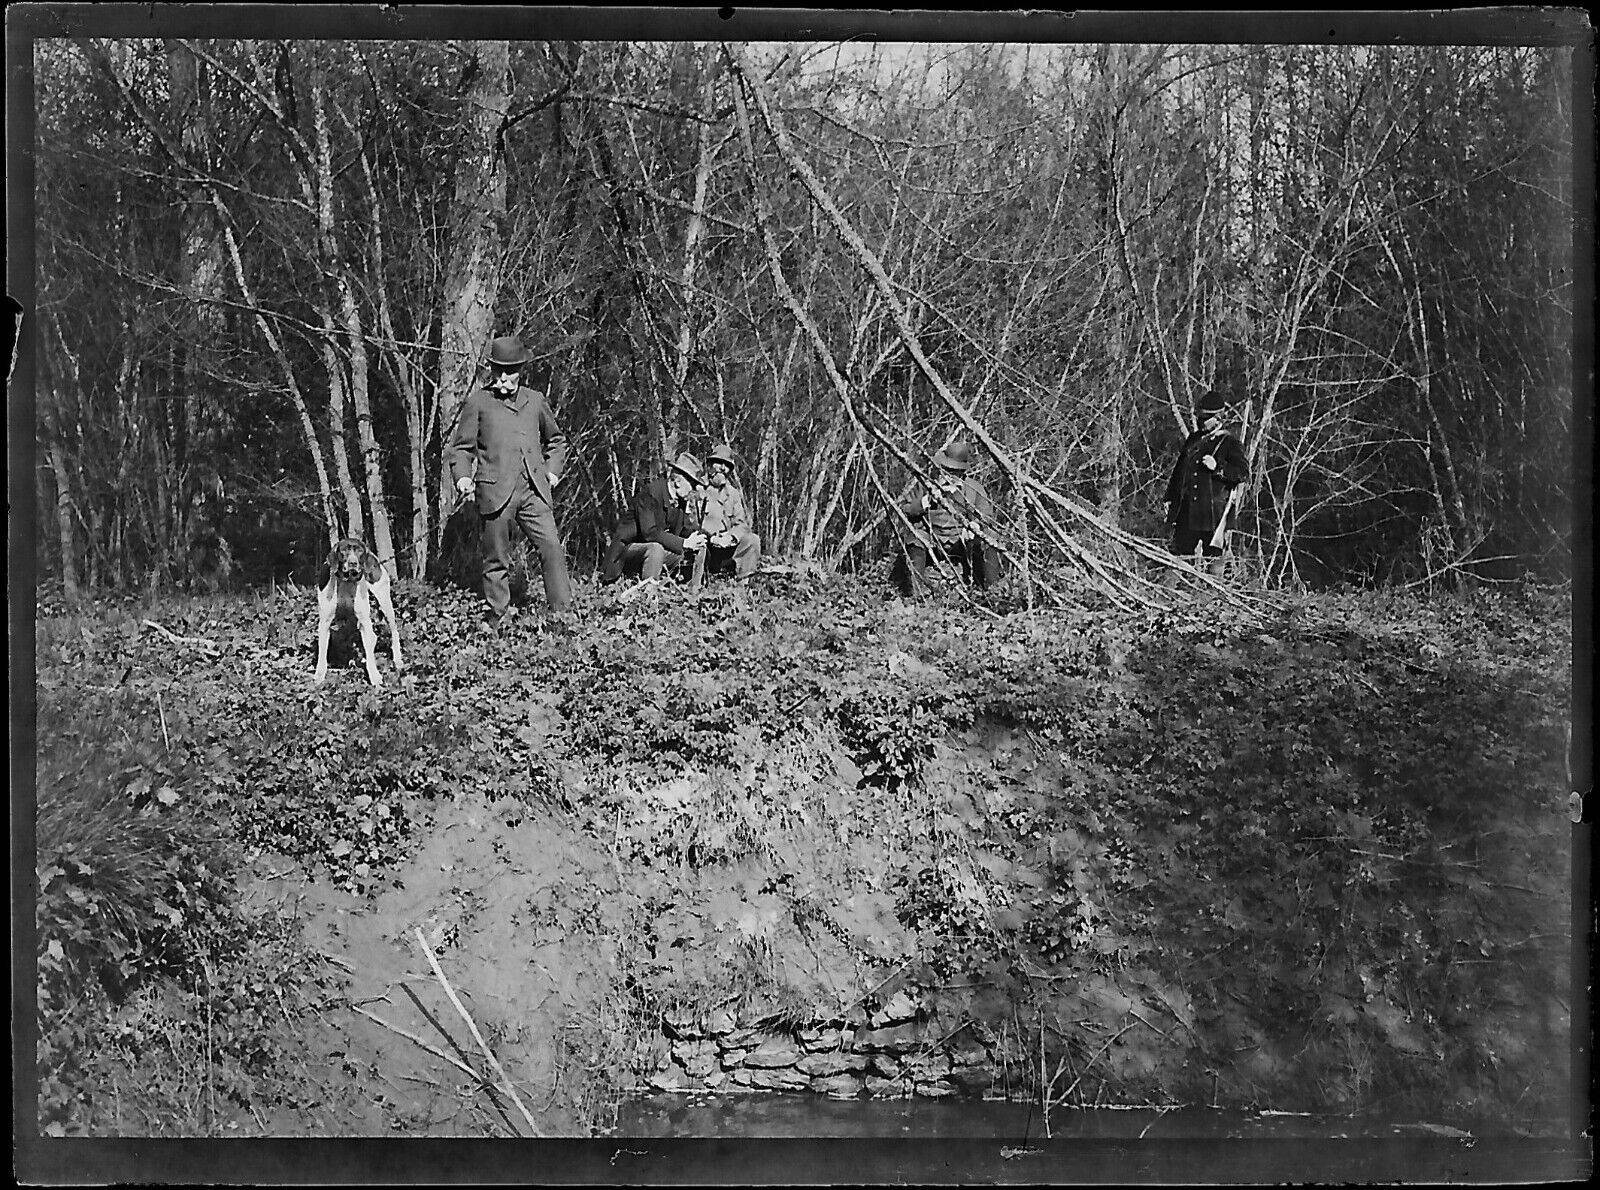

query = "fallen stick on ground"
[140, 619, 221, 649]
[412, 926, 542, 1136]
[349, 1003, 482, 1083]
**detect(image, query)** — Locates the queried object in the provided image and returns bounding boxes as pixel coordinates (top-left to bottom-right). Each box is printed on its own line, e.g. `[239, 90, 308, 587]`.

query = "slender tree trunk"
[209, 190, 338, 546]
[670, 62, 718, 410]
[311, 77, 395, 571]
[356, 139, 428, 578]
[165, 40, 230, 585]
[322, 322, 364, 540]
[38, 322, 81, 598]
[436, 39, 510, 536]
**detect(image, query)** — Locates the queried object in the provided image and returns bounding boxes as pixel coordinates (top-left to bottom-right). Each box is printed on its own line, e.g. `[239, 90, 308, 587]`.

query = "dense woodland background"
[32, 39, 1578, 595]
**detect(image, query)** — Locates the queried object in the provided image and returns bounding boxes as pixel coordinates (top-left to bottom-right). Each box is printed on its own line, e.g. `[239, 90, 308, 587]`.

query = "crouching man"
[699, 444, 761, 581]
[599, 452, 708, 583]
[892, 439, 996, 596]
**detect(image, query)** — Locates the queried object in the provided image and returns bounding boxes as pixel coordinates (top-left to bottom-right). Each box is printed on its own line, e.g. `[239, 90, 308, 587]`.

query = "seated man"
[700, 444, 761, 580]
[893, 439, 995, 596]
[599, 452, 708, 583]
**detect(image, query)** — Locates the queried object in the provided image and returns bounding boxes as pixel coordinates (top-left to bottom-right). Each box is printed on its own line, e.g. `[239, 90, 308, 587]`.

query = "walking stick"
[688, 489, 708, 595]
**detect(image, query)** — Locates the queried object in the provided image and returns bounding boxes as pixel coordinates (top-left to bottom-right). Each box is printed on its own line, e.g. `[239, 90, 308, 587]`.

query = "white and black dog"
[314, 538, 403, 687]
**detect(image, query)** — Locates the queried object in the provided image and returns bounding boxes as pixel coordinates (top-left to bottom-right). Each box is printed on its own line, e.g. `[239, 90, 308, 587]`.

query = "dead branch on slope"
[725, 47, 1268, 617]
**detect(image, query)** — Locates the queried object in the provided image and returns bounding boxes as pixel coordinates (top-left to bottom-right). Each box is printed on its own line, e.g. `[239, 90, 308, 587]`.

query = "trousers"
[706, 531, 762, 579]
[480, 477, 571, 615]
[897, 537, 992, 594]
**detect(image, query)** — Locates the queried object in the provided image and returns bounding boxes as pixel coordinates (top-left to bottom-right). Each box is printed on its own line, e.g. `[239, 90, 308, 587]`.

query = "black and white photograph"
[9, 5, 1592, 1184]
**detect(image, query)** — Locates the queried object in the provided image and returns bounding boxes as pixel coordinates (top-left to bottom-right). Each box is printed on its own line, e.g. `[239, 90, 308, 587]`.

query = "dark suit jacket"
[1165, 429, 1248, 533]
[627, 474, 701, 553]
[447, 384, 568, 516]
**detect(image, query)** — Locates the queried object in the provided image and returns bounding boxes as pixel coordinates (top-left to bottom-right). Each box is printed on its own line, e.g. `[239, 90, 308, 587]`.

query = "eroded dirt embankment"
[38, 577, 1574, 1136]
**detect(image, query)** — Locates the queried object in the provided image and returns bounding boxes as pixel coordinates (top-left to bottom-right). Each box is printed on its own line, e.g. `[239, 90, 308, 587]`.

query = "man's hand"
[548, 471, 562, 489]
[925, 477, 960, 510]
[1201, 454, 1218, 471]
[684, 531, 708, 552]
[456, 476, 474, 497]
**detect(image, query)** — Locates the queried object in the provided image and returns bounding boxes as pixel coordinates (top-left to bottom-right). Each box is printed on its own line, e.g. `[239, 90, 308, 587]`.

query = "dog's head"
[333, 540, 367, 583]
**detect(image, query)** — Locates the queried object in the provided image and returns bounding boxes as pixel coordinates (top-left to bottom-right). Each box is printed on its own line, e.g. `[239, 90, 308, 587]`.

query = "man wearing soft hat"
[894, 439, 996, 595]
[699, 443, 762, 581]
[1164, 388, 1249, 578]
[448, 334, 573, 625]
[599, 451, 709, 583]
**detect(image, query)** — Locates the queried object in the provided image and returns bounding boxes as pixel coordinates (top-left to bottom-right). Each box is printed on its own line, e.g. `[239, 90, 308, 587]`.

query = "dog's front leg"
[370, 575, 403, 673]
[314, 584, 336, 684]
[354, 586, 383, 687]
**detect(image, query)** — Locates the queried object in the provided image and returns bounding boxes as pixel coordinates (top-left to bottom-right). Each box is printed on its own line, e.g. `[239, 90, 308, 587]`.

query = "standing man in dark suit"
[448, 334, 573, 626]
[598, 452, 709, 583]
[1164, 389, 1249, 579]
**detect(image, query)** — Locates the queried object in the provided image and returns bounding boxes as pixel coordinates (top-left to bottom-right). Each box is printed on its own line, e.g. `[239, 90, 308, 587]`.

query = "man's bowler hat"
[486, 335, 535, 369]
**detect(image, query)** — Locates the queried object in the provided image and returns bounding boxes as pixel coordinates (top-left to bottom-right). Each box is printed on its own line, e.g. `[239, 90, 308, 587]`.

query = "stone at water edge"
[719, 1045, 756, 1071]
[864, 1074, 912, 1098]
[905, 1051, 954, 1080]
[856, 1022, 924, 1052]
[796, 1050, 868, 1077]
[813, 1074, 865, 1099]
[648, 1064, 691, 1092]
[742, 1037, 803, 1069]
[745, 1066, 811, 1091]
[950, 1065, 999, 1095]
[947, 1035, 991, 1068]
[913, 1079, 959, 1098]
[682, 1051, 720, 1080]
[867, 989, 921, 1028]
[670, 1037, 718, 1062]
[870, 1052, 904, 1078]
[797, 1024, 847, 1052]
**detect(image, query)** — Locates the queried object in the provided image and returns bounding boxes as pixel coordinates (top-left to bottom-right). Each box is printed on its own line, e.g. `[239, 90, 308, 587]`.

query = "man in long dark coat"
[1164, 389, 1249, 578]
[448, 334, 573, 626]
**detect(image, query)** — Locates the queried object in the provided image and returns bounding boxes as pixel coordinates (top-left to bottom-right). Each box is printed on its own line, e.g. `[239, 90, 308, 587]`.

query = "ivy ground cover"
[31, 572, 1576, 1136]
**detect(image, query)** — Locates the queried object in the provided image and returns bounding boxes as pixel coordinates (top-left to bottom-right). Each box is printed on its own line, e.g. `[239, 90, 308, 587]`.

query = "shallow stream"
[606, 1092, 1587, 1183]
[615, 1090, 1481, 1140]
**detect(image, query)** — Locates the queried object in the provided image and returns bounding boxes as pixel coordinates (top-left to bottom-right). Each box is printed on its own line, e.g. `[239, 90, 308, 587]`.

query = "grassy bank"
[31, 571, 1575, 1135]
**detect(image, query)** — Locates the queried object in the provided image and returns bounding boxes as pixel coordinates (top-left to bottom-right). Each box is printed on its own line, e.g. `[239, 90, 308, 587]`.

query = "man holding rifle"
[1163, 389, 1249, 579]
[893, 439, 996, 597]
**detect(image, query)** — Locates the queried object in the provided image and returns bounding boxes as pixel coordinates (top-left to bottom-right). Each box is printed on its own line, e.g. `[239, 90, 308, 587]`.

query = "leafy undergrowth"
[31, 568, 1574, 1136]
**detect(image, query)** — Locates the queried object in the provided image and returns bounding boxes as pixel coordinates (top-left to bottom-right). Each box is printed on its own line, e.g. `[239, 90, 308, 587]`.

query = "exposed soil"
[33, 575, 1577, 1139]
